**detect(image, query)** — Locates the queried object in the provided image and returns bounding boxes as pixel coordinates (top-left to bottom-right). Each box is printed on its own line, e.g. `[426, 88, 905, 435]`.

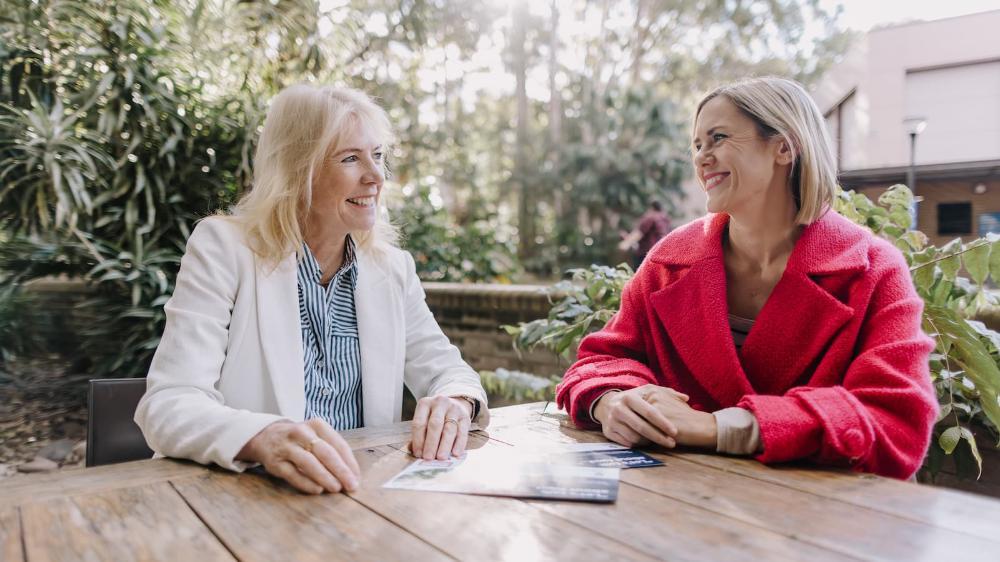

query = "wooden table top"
[3, 402, 1000, 561]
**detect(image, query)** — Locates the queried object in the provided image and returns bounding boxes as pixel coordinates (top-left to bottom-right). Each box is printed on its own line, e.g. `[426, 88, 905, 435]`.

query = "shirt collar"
[299, 236, 357, 285]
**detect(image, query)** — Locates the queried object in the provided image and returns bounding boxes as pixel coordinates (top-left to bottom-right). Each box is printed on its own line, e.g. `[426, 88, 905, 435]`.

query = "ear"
[774, 137, 795, 166]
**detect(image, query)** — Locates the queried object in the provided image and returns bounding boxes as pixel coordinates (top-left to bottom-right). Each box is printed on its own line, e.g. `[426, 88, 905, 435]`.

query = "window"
[938, 202, 972, 235]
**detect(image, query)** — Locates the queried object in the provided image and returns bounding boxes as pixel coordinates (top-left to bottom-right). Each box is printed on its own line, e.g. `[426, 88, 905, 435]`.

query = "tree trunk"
[513, 0, 535, 262]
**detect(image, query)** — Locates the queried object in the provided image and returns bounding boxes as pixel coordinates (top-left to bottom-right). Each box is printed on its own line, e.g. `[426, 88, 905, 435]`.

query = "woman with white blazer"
[135, 84, 489, 495]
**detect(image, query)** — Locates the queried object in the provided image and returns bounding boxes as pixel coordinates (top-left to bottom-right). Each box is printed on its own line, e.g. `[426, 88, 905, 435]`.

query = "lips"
[347, 195, 376, 207]
[703, 172, 730, 191]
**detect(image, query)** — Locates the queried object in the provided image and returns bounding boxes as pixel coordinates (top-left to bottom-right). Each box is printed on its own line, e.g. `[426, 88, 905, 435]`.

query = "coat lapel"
[738, 211, 868, 393]
[649, 257, 754, 408]
[354, 248, 400, 426]
[255, 253, 305, 419]
[646, 211, 869, 404]
[648, 214, 753, 408]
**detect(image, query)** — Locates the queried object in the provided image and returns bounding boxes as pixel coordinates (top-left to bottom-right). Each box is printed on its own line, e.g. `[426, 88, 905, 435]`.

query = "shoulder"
[184, 215, 257, 271]
[188, 215, 247, 249]
[817, 211, 908, 273]
[645, 214, 721, 265]
[358, 244, 416, 288]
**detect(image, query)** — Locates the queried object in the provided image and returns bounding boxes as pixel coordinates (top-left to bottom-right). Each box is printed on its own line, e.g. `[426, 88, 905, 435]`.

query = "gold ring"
[444, 418, 459, 427]
[305, 436, 321, 452]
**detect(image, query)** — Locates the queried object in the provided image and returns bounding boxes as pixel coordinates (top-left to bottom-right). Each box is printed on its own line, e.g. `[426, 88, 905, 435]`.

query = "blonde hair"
[695, 76, 837, 225]
[232, 84, 398, 265]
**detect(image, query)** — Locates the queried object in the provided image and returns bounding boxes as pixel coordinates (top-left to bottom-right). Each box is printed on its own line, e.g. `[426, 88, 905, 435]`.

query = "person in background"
[557, 76, 936, 480]
[619, 200, 672, 268]
[136, 84, 489, 495]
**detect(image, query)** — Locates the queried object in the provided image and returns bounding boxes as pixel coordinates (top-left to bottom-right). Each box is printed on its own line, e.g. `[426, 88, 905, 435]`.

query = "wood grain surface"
[3, 402, 1000, 562]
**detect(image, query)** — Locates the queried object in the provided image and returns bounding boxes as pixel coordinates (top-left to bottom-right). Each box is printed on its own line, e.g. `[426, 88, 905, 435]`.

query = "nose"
[693, 146, 713, 169]
[362, 158, 384, 186]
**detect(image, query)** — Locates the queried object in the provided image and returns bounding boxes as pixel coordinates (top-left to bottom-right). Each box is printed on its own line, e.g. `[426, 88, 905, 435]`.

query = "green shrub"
[479, 368, 560, 405]
[508, 185, 1000, 478]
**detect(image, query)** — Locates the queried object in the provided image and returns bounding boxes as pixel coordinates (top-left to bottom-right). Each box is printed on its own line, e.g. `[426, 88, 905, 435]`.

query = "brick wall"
[422, 282, 571, 377]
[857, 178, 1000, 247]
[20, 279, 572, 378]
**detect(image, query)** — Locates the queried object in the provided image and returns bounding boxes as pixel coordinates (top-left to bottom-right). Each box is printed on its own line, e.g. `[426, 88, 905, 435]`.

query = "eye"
[340, 154, 358, 163]
[712, 133, 726, 142]
[373, 151, 383, 161]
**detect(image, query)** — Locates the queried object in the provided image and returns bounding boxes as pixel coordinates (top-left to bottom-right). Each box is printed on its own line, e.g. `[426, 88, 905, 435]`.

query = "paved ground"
[0, 355, 89, 479]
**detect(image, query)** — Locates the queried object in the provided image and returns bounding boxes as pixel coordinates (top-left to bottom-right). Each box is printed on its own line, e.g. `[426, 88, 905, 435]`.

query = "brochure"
[544, 443, 664, 469]
[383, 450, 619, 502]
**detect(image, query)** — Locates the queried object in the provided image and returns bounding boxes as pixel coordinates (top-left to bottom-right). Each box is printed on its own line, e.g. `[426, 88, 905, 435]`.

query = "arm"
[556, 274, 661, 429]
[738, 253, 937, 479]
[134, 220, 289, 472]
[399, 250, 489, 427]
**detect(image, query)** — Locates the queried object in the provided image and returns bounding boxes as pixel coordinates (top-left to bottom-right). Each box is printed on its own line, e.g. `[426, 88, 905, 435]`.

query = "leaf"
[962, 241, 991, 286]
[912, 263, 936, 295]
[939, 426, 961, 454]
[937, 239, 963, 280]
[960, 427, 983, 478]
[990, 238, 1000, 282]
[937, 403, 952, 422]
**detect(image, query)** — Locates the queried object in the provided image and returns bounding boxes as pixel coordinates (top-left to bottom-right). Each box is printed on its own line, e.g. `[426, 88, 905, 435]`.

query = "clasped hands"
[237, 395, 473, 495]
[593, 384, 717, 450]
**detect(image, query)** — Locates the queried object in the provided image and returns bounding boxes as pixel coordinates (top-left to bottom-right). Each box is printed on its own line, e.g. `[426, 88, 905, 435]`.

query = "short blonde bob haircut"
[695, 76, 837, 225]
[232, 84, 398, 265]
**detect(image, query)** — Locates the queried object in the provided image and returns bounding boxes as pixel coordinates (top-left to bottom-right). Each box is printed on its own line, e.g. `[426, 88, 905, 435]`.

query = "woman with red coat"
[556, 77, 937, 479]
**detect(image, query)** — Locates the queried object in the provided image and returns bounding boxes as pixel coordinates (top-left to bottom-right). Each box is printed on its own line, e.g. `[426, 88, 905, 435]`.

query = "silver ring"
[444, 418, 460, 427]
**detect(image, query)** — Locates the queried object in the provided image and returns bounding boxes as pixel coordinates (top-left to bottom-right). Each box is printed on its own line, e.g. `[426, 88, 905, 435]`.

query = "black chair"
[86, 378, 154, 467]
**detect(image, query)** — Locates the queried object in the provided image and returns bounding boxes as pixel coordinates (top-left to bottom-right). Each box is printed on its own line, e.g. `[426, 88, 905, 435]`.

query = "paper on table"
[542, 443, 664, 469]
[382, 445, 620, 503]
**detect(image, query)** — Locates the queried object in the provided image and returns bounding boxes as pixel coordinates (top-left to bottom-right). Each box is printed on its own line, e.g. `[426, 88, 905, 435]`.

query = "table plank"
[19, 481, 234, 562]
[537, 407, 1000, 543]
[525, 483, 858, 562]
[0, 508, 23, 562]
[487, 416, 1000, 561]
[171, 470, 449, 561]
[663, 449, 1000, 542]
[0, 459, 208, 507]
[351, 444, 658, 561]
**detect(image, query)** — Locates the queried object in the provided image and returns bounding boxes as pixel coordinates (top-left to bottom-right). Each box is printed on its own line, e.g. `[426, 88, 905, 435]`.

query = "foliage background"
[0, 0, 849, 377]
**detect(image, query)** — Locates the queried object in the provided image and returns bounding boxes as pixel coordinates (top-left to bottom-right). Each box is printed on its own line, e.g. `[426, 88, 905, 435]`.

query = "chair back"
[86, 378, 154, 467]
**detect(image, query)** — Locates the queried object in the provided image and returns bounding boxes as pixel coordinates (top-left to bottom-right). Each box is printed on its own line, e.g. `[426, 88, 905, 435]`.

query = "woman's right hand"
[236, 418, 361, 495]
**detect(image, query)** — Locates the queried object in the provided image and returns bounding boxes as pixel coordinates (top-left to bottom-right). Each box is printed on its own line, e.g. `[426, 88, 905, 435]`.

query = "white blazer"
[135, 217, 489, 471]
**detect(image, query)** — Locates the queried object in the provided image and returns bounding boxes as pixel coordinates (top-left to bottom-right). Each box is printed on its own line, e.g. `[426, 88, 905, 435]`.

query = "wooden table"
[3, 402, 1000, 561]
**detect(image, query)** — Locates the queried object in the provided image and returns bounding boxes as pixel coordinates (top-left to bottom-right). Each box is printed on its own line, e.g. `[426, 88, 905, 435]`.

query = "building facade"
[814, 10, 1000, 246]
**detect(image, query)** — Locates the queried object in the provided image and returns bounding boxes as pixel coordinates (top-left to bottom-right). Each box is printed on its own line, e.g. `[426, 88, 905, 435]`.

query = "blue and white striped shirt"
[297, 238, 363, 430]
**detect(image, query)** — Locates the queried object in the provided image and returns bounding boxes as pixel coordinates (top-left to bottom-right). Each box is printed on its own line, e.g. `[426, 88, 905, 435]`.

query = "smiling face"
[309, 119, 385, 236]
[692, 96, 794, 216]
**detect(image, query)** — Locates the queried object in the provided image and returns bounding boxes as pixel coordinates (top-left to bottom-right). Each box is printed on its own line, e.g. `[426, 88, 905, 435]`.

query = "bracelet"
[455, 395, 480, 420]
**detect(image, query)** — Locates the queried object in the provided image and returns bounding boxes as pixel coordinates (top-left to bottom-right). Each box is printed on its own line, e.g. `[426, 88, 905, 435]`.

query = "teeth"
[706, 174, 728, 189]
[348, 196, 375, 207]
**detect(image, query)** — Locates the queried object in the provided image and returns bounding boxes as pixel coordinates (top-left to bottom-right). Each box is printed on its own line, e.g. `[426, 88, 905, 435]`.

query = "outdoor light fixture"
[903, 116, 927, 230]
[903, 116, 927, 136]
[975, 183, 988, 195]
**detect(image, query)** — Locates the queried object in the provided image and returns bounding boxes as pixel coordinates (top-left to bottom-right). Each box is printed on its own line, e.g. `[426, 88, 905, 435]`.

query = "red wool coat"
[556, 211, 938, 479]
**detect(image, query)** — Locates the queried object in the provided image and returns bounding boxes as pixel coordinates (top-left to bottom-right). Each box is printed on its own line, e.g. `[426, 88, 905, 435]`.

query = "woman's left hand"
[410, 395, 473, 460]
[641, 386, 717, 448]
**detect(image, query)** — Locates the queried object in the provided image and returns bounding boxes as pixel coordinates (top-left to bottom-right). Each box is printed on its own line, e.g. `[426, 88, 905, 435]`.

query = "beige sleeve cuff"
[713, 407, 763, 456]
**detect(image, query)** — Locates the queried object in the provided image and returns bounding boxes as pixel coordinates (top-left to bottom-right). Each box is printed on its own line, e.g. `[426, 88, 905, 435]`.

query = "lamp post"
[903, 116, 927, 229]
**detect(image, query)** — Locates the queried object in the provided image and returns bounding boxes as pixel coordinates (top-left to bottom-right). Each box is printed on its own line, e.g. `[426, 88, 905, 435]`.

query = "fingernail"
[348, 478, 359, 491]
